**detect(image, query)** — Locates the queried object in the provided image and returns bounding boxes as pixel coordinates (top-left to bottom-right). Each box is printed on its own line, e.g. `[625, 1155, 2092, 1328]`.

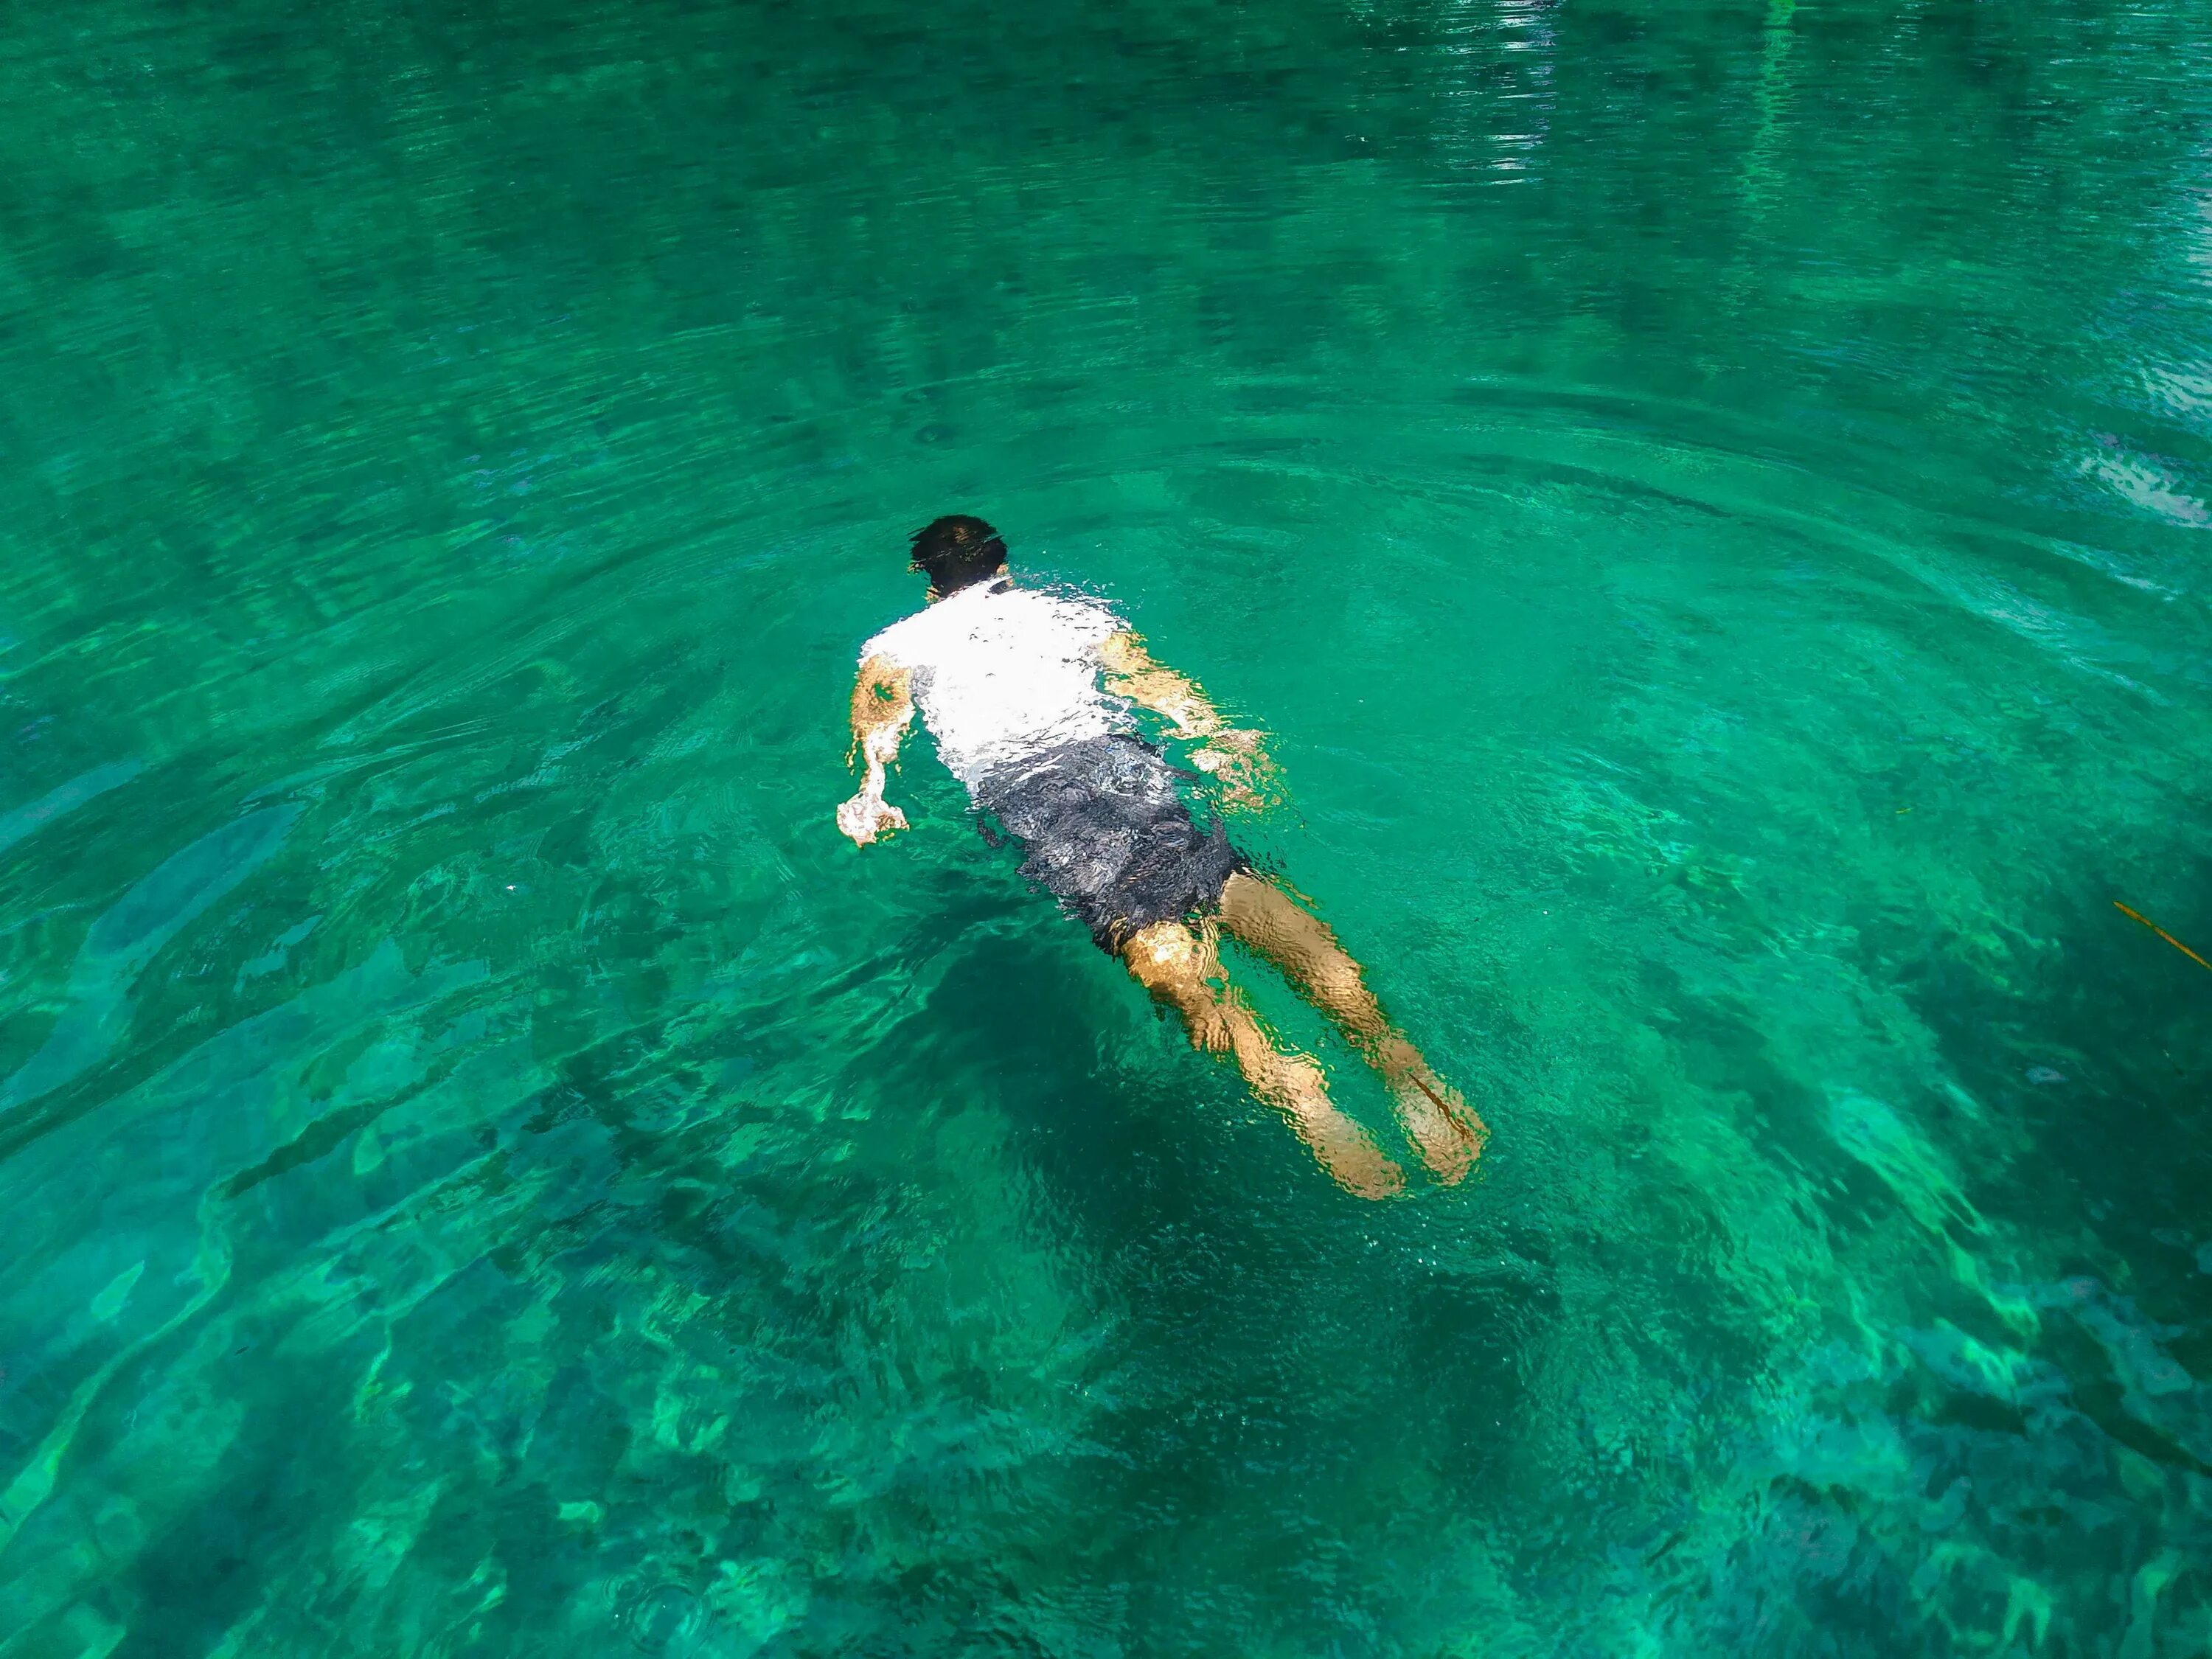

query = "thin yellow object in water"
[2115, 901, 2212, 973]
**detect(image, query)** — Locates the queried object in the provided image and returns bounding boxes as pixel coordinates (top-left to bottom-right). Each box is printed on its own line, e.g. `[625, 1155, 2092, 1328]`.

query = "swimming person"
[835, 514, 1486, 1197]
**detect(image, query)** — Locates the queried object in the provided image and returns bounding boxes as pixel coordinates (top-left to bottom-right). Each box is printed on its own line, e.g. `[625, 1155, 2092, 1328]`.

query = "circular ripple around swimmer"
[624, 1583, 702, 1654]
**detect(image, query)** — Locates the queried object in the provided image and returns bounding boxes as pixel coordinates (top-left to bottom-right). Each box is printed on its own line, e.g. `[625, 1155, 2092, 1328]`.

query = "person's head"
[909, 514, 1008, 599]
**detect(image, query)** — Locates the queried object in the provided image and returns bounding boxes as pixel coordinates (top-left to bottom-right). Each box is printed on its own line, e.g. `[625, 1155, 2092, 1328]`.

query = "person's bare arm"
[1099, 632, 1279, 807]
[835, 655, 915, 846]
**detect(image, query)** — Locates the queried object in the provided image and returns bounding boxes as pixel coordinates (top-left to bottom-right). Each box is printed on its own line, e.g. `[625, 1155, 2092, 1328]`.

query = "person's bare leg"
[1120, 919, 1403, 1199]
[1217, 871, 1487, 1183]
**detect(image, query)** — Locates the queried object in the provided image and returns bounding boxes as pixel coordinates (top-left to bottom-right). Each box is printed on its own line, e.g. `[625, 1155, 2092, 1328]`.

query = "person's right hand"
[1191, 727, 1281, 811]
[836, 792, 908, 846]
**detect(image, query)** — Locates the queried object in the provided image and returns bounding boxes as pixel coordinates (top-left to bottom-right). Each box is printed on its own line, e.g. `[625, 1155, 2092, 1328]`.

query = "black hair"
[908, 515, 1008, 597]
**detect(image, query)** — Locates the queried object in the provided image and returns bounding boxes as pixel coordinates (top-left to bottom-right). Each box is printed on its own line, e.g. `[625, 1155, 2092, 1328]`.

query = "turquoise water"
[4, 0, 2211, 1652]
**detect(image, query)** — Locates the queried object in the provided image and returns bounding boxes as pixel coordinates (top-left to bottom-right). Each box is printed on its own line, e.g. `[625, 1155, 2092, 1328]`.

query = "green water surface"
[3, 1, 2211, 1654]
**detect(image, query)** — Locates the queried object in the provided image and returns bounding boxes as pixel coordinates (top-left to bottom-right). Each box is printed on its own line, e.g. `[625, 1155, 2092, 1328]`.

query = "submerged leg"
[1120, 919, 1402, 1199]
[1217, 871, 1487, 1183]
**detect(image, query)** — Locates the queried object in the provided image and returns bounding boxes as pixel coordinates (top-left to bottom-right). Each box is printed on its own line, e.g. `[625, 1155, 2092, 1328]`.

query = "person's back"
[860, 580, 1127, 784]
[838, 514, 1485, 1197]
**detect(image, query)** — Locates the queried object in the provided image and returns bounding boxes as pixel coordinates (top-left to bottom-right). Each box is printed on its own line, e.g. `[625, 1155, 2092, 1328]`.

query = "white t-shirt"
[861, 581, 1131, 787]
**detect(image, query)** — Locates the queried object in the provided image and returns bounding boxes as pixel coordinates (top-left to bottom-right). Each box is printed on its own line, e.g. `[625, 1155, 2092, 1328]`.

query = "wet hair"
[908, 514, 1008, 596]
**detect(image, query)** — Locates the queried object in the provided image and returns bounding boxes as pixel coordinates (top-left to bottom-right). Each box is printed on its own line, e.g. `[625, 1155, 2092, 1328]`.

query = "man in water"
[835, 515, 1484, 1197]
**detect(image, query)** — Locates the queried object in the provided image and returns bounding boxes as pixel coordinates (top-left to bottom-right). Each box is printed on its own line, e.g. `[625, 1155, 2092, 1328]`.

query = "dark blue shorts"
[973, 734, 1248, 953]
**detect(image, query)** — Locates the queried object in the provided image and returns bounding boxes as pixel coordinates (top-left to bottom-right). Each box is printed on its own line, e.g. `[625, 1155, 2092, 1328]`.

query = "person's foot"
[1268, 1051, 1405, 1199]
[1377, 1037, 1487, 1185]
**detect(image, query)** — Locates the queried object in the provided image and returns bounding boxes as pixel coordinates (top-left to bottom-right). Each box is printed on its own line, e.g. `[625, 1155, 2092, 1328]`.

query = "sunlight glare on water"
[1, 0, 2211, 1654]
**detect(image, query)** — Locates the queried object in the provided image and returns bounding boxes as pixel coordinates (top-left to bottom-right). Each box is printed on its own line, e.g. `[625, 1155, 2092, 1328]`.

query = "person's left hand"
[836, 790, 908, 846]
[1190, 728, 1280, 810]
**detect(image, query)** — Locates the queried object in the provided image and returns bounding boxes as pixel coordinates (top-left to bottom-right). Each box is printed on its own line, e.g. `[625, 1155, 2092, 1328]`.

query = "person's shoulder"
[1023, 585, 1124, 636]
[860, 605, 931, 664]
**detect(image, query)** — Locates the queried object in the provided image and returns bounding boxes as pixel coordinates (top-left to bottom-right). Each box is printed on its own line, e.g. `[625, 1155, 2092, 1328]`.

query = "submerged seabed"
[2, 0, 2210, 1654]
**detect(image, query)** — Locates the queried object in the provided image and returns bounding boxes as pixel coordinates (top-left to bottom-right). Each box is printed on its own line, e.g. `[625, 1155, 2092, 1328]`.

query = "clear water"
[3, 1, 2211, 1653]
